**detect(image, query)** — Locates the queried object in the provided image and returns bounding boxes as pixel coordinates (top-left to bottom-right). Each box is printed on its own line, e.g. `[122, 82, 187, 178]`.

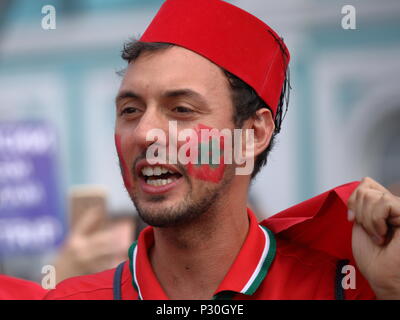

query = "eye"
[173, 106, 193, 113]
[120, 106, 140, 116]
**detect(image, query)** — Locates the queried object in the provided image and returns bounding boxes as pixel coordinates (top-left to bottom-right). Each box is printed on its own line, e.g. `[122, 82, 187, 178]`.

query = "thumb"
[387, 195, 400, 226]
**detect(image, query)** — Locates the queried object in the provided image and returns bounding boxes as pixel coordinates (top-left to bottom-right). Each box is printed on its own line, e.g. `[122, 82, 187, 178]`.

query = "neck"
[150, 180, 250, 300]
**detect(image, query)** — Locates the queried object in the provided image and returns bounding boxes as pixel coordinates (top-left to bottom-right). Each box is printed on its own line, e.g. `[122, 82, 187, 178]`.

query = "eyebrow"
[115, 88, 208, 106]
[115, 91, 141, 105]
[162, 88, 207, 105]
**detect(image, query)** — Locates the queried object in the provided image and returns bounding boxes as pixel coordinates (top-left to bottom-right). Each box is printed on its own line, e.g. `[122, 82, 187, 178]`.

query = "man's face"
[114, 46, 237, 227]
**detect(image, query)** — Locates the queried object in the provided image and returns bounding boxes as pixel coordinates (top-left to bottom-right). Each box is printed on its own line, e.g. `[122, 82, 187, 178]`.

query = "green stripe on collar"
[128, 241, 140, 298]
[242, 226, 276, 295]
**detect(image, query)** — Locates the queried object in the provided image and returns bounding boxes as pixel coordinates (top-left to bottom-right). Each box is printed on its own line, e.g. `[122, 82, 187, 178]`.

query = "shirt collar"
[128, 208, 276, 300]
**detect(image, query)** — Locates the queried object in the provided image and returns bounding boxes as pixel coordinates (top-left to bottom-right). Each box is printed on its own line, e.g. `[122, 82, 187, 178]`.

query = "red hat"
[140, 0, 290, 118]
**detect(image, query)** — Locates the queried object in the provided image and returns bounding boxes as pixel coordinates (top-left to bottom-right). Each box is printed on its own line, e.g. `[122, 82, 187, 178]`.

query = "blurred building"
[0, 0, 399, 280]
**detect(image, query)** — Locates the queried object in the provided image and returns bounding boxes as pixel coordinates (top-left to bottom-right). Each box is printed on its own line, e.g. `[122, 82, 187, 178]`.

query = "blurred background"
[0, 0, 399, 283]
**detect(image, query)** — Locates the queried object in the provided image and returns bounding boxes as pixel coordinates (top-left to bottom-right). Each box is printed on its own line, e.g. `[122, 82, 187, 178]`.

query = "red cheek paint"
[186, 124, 225, 183]
[114, 134, 133, 190]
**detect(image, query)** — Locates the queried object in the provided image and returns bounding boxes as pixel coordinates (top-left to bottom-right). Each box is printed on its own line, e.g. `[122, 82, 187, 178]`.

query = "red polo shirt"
[0, 275, 47, 300]
[44, 182, 376, 300]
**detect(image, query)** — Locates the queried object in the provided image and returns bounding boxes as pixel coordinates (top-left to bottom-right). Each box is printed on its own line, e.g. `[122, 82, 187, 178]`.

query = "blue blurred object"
[0, 121, 65, 255]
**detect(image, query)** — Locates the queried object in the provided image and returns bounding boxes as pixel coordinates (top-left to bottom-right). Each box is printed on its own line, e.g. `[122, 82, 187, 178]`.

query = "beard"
[132, 185, 220, 228]
[128, 164, 234, 228]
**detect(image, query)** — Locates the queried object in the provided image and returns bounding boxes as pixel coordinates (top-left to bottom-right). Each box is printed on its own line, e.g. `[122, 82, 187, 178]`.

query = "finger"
[366, 193, 389, 245]
[85, 246, 116, 261]
[389, 194, 400, 217]
[348, 177, 388, 211]
[357, 191, 400, 245]
[354, 189, 388, 245]
[347, 188, 358, 215]
[348, 185, 367, 216]
[78, 239, 116, 264]
[351, 188, 365, 225]
[347, 209, 355, 221]
[86, 230, 116, 248]
[386, 194, 400, 226]
[358, 176, 390, 194]
[388, 216, 400, 225]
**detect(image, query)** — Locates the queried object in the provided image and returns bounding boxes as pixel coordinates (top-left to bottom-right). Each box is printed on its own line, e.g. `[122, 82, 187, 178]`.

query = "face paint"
[114, 134, 133, 190]
[185, 124, 225, 183]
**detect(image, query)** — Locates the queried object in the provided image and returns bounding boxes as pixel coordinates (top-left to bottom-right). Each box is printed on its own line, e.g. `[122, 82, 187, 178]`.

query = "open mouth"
[140, 165, 183, 187]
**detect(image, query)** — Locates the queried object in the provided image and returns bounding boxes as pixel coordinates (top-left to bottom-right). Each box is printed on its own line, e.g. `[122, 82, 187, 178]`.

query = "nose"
[133, 107, 169, 151]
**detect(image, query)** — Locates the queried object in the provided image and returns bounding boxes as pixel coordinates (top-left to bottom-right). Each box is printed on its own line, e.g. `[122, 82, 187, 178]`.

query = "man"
[45, 0, 400, 300]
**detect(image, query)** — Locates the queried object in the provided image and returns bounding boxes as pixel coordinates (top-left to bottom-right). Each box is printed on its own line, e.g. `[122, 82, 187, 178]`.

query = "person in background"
[53, 209, 136, 283]
[0, 210, 135, 299]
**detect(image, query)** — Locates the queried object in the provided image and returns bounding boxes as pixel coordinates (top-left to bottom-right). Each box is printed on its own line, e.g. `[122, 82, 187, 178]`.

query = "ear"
[242, 108, 275, 158]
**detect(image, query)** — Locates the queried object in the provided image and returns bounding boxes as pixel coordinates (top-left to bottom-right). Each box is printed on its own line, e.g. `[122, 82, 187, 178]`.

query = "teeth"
[142, 167, 153, 176]
[141, 165, 176, 177]
[146, 178, 173, 186]
[161, 167, 168, 174]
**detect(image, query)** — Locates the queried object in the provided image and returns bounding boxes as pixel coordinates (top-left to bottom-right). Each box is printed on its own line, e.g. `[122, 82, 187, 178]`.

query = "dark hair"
[121, 40, 290, 179]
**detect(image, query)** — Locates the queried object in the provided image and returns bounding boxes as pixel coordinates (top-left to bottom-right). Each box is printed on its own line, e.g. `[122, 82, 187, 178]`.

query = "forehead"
[119, 45, 231, 101]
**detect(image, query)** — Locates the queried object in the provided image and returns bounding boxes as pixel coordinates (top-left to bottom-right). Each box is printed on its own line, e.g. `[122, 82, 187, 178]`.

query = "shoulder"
[255, 236, 375, 299]
[273, 236, 339, 281]
[275, 236, 338, 268]
[0, 275, 47, 300]
[44, 267, 117, 300]
[250, 237, 339, 299]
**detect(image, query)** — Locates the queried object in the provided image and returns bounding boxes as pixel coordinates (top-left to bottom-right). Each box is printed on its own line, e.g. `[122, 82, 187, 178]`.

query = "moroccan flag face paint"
[186, 124, 226, 183]
[115, 134, 132, 190]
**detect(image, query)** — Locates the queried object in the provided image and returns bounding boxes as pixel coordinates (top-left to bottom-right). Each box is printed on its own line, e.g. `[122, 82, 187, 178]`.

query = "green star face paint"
[186, 124, 226, 183]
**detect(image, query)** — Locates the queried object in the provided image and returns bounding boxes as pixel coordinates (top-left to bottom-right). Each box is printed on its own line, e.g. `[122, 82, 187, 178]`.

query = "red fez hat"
[140, 0, 290, 118]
